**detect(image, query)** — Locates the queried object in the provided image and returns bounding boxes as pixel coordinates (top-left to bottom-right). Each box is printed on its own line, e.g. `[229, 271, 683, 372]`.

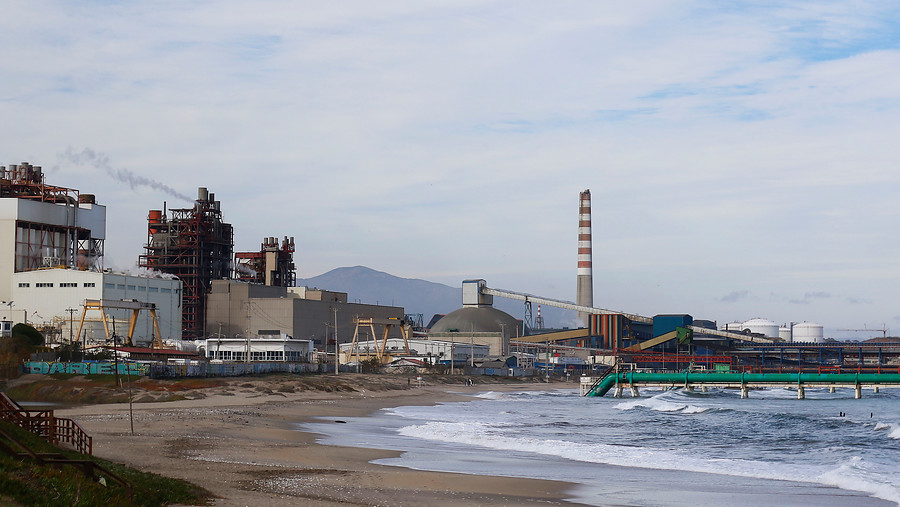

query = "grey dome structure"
[430, 306, 521, 335]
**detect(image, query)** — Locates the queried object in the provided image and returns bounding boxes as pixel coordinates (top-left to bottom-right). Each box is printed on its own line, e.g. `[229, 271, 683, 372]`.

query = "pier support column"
[685, 385, 694, 392]
[829, 386, 835, 393]
[614, 386, 623, 398]
[874, 386, 880, 394]
[631, 386, 640, 397]
[797, 386, 805, 400]
[855, 386, 862, 399]
[741, 386, 749, 399]
[702, 386, 708, 393]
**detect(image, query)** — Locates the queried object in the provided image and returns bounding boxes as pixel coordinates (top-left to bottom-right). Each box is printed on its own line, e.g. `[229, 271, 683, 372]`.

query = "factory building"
[0, 162, 106, 302]
[8, 269, 181, 344]
[139, 188, 233, 339]
[339, 338, 490, 365]
[2, 162, 182, 344]
[204, 280, 405, 350]
[199, 335, 313, 363]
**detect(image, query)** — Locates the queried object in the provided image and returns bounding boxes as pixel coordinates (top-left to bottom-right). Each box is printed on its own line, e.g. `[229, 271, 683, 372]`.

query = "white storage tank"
[779, 326, 792, 342]
[741, 318, 779, 338]
[721, 321, 743, 332]
[792, 322, 824, 343]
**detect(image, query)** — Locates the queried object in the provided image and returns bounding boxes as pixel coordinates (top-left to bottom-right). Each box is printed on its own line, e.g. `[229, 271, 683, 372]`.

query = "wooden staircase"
[0, 392, 92, 455]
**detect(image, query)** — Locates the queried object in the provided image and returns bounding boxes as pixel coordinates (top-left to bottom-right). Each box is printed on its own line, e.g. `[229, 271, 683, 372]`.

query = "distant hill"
[296, 266, 576, 330]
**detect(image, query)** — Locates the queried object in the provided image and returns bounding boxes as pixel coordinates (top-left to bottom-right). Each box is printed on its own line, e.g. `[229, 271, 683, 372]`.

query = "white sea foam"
[473, 391, 505, 400]
[613, 394, 708, 414]
[395, 421, 823, 484]
[818, 456, 900, 505]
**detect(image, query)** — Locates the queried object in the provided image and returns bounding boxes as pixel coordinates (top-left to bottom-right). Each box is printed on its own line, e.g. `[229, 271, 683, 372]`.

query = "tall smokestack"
[577, 189, 593, 326]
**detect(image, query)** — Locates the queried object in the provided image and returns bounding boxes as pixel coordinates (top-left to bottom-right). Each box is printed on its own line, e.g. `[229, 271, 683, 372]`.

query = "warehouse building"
[204, 280, 406, 350]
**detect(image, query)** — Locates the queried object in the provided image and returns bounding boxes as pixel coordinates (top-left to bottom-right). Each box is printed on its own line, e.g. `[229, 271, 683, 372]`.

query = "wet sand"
[56, 375, 583, 506]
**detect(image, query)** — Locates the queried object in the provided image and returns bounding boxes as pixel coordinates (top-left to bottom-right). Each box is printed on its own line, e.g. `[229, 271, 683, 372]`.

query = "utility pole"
[333, 307, 339, 375]
[65, 308, 76, 344]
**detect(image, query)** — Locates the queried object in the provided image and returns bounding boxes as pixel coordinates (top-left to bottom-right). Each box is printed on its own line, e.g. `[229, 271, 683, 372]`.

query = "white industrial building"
[199, 335, 313, 362]
[339, 338, 490, 365]
[9, 268, 182, 344]
[2, 162, 182, 344]
[1, 163, 107, 303]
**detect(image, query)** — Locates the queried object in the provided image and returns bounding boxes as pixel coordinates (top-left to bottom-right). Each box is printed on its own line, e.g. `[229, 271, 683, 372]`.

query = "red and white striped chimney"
[577, 189, 593, 325]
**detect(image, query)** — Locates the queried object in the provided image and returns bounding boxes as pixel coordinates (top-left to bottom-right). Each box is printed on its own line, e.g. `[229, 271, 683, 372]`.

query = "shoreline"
[55, 376, 584, 506]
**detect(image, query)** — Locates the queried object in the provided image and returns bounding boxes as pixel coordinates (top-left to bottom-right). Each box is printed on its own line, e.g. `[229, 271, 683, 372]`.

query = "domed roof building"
[428, 280, 522, 356]
[430, 306, 520, 335]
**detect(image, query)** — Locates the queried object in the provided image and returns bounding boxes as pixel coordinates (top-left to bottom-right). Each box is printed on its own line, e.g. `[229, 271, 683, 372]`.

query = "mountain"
[296, 266, 576, 330]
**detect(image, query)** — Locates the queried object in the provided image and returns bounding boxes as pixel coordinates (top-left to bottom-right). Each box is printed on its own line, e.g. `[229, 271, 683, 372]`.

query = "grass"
[0, 420, 213, 506]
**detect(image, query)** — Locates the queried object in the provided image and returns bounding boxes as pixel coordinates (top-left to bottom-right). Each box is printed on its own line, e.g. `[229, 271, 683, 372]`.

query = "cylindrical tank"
[779, 327, 792, 342]
[198, 187, 209, 201]
[792, 322, 824, 343]
[721, 321, 743, 332]
[741, 318, 779, 338]
[148, 210, 163, 234]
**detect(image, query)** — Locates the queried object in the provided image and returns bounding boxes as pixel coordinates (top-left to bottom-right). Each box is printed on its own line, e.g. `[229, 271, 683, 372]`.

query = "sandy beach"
[53, 374, 583, 506]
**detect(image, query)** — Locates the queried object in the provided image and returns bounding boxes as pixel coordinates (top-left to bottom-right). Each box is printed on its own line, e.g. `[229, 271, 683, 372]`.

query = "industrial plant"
[2, 163, 899, 380]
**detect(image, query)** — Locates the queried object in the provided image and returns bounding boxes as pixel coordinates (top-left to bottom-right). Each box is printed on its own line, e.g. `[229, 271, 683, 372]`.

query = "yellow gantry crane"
[347, 317, 412, 364]
[75, 299, 164, 347]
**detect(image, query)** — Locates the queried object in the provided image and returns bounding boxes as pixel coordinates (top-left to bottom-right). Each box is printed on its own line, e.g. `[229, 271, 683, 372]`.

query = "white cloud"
[2, 1, 900, 331]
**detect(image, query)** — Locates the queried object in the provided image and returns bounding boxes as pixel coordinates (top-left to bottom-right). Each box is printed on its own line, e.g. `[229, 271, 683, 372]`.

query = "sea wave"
[395, 419, 898, 504]
[613, 395, 710, 414]
[818, 456, 900, 505]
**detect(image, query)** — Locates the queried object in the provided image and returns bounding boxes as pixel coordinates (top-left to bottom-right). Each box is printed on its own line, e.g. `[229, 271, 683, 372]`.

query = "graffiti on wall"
[24, 362, 150, 376]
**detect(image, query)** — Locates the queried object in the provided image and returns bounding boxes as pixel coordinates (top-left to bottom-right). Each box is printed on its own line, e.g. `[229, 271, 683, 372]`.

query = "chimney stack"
[577, 189, 593, 325]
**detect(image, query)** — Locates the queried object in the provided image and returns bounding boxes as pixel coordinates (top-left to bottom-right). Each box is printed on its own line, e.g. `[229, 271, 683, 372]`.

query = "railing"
[0, 424, 130, 498]
[0, 392, 92, 455]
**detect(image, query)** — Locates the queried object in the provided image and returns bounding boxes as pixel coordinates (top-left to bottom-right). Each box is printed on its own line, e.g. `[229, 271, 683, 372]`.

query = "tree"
[11, 323, 43, 347]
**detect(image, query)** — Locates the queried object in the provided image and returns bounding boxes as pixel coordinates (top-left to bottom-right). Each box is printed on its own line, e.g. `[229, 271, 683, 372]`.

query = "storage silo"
[792, 322, 824, 343]
[779, 326, 792, 342]
[721, 321, 743, 332]
[741, 318, 779, 339]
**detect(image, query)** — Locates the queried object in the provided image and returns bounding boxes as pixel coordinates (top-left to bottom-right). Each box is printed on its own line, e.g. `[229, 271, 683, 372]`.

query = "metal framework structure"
[234, 236, 296, 286]
[74, 299, 164, 347]
[347, 317, 412, 363]
[139, 188, 233, 339]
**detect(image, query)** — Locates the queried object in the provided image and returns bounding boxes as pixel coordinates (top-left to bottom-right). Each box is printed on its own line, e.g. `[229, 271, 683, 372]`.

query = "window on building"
[17, 283, 29, 288]
[104, 283, 115, 289]
[36, 283, 54, 288]
[138, 286, 146, 291]
[60, 282, 77, 288]
[83, 283, 95, 288]
[251, 351, 265, 361]
[127, 285, 136, 291]
[116, 284, 125, 290]
[161, 288, 172, 293]
[149, 287, 159, 293]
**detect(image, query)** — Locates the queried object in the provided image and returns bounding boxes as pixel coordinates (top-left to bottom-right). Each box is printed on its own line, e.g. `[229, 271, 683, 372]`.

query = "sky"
[2, 1, 899, 338]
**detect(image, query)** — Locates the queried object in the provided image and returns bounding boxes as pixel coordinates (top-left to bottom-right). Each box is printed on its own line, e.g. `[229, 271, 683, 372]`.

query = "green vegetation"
[0, 420, 212, 506]
[11, 323, 43, 347]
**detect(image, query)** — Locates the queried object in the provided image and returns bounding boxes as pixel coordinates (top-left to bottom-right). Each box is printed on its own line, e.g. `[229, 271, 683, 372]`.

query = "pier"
[582, 371, 900, 398]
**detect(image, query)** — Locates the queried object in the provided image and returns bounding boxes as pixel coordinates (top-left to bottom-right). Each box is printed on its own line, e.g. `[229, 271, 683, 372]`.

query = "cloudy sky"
[3, 1, 899, 337]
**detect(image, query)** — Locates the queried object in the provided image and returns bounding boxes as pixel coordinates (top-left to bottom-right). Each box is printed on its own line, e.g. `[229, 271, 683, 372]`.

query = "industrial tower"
[139, 187, 233, 339]
[576, 189, 593, 325]
[234, 236, 297, 287]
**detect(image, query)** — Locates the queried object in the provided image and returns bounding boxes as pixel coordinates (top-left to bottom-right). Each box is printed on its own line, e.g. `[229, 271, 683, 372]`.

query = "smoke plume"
[60, 147, 193, 202]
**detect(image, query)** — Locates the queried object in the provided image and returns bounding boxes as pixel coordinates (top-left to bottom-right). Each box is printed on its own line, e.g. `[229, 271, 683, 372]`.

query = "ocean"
[303, 385, 900, 506]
